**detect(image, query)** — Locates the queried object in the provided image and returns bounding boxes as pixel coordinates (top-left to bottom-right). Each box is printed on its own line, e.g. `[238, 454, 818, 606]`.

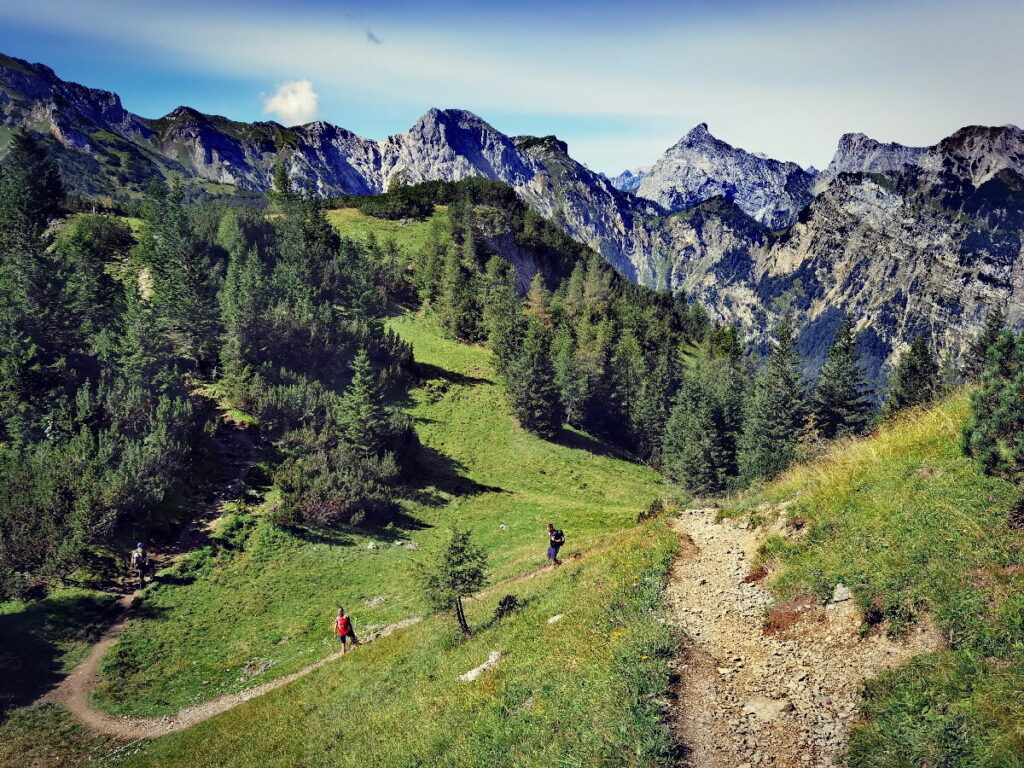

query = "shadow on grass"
[554, 426, 637, 462]
[0, 592, 122, 716]
[406, 445, 506, 507]
[412, 360, 493, 386]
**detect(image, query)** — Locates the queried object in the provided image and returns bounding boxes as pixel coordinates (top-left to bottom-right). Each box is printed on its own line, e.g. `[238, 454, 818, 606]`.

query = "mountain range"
[2, 51, 1023, 379]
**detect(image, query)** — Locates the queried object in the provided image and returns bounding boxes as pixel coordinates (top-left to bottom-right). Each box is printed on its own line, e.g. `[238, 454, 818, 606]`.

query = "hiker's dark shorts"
[547, 546, 561, 559]
[338, 633, 355, 644]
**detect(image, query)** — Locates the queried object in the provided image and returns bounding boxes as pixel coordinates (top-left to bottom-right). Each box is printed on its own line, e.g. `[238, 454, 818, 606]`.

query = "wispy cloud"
[0, 0, 1021, 171]
[365, 28, 382, 45]
[262, 79, 320, 125]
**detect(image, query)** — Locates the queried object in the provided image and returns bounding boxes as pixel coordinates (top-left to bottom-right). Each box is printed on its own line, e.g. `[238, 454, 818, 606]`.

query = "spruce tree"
[965, 305, 1007, 382]
[663, 378, 726, 494]
[507, 316, 563, 439]
[813, 313, 874, 439]
[739, 316, 806, 482]
[611, 329, 646, 438]
[480, 256, 524, 377]
[525, 273, 553, 329]
[962, 330, 1024, 478]
[416, 528, 488, 636]
[436, 246, 480, 341]
[552, 321, 586, 427]
[631, 354, 674, 463]
[337, 348, 390, 454]
[0, 128, 64, 255]
[882, 337, 940, 419]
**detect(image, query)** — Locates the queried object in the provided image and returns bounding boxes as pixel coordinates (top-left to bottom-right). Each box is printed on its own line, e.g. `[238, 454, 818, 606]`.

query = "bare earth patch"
[666, 507, 944, 767]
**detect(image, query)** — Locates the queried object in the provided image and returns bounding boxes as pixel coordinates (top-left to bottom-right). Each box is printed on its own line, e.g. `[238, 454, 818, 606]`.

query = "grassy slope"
[86, 313, 665, 717]
[108, 521, 678, 768]
[723, 393, 1024, 766]
[325, 206, 447, 251]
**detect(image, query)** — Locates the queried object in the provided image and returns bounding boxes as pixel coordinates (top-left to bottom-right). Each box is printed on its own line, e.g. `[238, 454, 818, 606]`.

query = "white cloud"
[262, 79, 320, 126]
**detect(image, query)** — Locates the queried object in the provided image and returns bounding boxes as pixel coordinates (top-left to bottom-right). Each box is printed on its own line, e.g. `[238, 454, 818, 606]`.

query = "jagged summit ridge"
[635, 123, 816, 229]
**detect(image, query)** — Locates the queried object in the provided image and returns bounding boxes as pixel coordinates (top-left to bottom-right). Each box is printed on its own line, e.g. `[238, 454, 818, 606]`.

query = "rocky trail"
[667, 508, 943, 767]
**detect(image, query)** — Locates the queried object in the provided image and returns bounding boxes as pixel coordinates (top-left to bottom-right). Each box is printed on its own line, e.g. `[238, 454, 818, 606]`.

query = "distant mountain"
[609, 167, 649, 193]
[635, 124, 817, 229]
[2, 51, 1024, 378]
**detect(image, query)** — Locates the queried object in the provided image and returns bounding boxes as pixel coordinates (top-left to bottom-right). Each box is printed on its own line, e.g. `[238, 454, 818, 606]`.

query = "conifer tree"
[480, 256, 524, 376]
[0, 128, 64, 255]
[525, 273, 553, 329]
[965, 305, 1007, 382]
[507, 316, 563, 439]
[631, 354, 674, 463]
[962, 330, 1024, 478]
[663, 375, 726, 494]
[337, 348, 390, 454]
[552, 321, 587, 427]
[417, 528, 488, 636]
[812, 313, 874, 439]
[414, 218, 447, 304]
[436, 246, 480, 341]
[135, 181, 222, 364]
[882, 337, 940, 419]
[611, 329, 646, 435]
[738, 315, 806, 482]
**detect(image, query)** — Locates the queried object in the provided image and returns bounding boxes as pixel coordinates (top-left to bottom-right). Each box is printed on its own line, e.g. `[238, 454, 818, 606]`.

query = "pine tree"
[507, 317, 563, 439]
[480, 256, 524, 376]
[965, 305, 1006, 382]
[337, 348, 390, 454]
[416, 528, 488, 635]
[739, 315, 806, 482]
[663, 375, 726, 495]
[631, 354, 674, 463]
[414, 218, 447, 304]
[962, 330, 1024, 478]
[882, 337, 940, 419]
[0, 128, 64, 255]
[135, 181, 222, 364]
[611, 329, 646, 438]
[552, 321, 587, 427]
[525, 273, 553, 329]
[812, 314, 874, 439]
[436, 246, 480, 341]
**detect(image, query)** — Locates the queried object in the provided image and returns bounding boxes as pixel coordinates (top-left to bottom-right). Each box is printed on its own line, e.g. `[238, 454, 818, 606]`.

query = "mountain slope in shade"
[3, 51, 1024, 378]
[635, 123, 817, 229]
[608, 167, 649, 192]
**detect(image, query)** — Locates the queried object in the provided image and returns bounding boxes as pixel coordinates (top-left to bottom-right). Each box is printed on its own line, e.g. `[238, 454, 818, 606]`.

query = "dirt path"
[667, 508, 943, 768]
[43, 616, 421, 739]
[43, 536, 600, 739]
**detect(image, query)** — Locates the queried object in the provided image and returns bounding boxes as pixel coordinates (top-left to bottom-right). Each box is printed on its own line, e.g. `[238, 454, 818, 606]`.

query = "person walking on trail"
[129, 543, 149, 590]
[546, 523, 565, 567]
[335, 607, 359, 653]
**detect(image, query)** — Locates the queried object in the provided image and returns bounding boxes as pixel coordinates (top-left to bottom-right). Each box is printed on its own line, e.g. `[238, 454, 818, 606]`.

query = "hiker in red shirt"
[335, 607, 359, 653]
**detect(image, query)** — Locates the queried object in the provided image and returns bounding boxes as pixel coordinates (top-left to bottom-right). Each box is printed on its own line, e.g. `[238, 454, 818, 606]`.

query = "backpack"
[552, 530, 565, 545]
[131, 549, 145, 569]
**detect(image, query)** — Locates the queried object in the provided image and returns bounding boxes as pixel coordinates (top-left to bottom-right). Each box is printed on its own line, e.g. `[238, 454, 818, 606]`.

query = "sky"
[0, 0, 1020, 174]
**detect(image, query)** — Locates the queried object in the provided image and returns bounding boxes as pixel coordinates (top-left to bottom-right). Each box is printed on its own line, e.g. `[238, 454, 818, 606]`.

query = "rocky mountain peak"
[923, 124, 1024, 185]
[814, 132, 927, 192]
[637, 124, 814, 229]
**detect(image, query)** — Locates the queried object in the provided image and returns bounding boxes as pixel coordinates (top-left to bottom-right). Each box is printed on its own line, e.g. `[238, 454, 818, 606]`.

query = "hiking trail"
[666, 507, 944, 767]
[40, 538, 600, 739]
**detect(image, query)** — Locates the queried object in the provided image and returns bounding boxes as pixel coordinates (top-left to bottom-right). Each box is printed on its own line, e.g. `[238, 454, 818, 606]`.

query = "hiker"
[546, 523, 565, 566]
[335, 607, 359, 653]
[129, 542, 149, 590]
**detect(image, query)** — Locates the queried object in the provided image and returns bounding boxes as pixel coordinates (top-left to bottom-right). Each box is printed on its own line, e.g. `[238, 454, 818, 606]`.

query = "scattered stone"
[403, 541, 420, 550]
[364, 597, 386, 607]
[831, 583, 852, 603]
[458, 651, 502, 682]
[243, 658, 276, 677]
[547, 614, 564, 624]
[742, 697, 794, 722]
[499, 524, 509, 531]
[366, 542, 379, 550]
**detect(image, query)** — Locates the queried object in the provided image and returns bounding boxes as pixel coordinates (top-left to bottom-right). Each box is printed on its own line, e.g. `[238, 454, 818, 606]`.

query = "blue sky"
[0, 0, 1020, 173]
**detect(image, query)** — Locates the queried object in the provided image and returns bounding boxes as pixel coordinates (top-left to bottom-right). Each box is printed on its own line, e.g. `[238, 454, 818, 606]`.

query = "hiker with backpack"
[129, 542, 149, 590]
[335, 607, 359, 653]
[546, 523, 565, 566]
